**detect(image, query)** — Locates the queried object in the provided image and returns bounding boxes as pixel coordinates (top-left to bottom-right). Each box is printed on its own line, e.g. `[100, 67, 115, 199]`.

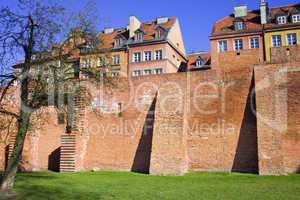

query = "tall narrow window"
[218, 40, 228, 52]
[155, 50, 163, 60]
[234, 39, 243, 51]
[133, 52, 141, 63]
[144, 51, 152, 61]
[112, 55, 120, 65]
[272, 35, 282, 47]
[249, 37, 259, 49]
[292, 14, 300, 23]
[287, 33, 297, 45]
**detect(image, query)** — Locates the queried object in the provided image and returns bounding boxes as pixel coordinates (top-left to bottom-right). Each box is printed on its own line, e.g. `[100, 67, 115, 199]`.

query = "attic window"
[277, 16, 287, 24]
[234, 21, 244, 30]
[292, 14, 300, 23]
[114, 38, 123, 47]
[156, 29, 163, 39]
[135, 32, 144, 42]
[196, 58, 205, 68]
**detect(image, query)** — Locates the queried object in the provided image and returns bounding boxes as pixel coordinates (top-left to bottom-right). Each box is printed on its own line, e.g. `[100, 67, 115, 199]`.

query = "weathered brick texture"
[255, 63, 300, 175]
[0, 63, 299, 176]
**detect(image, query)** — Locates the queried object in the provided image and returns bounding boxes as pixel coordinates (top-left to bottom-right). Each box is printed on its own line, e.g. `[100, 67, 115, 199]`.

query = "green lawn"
[3, 172, 300, 200]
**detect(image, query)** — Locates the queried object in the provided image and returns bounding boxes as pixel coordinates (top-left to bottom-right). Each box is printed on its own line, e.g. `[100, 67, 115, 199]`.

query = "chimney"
[104, 28, 114, 34]
[234, 5, 248, 18]
[157, 17, 169, 24]
[129, 16, 141, 38]
[260, 0, 269, 24]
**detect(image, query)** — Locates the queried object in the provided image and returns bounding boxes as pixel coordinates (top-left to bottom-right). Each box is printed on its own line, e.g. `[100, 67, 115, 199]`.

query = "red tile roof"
[211, 3, 300, 37]
[187, 52, 211, 69]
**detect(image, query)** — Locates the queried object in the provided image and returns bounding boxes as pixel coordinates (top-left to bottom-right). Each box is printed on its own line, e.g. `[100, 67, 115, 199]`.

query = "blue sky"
[0, 0, 298, 53]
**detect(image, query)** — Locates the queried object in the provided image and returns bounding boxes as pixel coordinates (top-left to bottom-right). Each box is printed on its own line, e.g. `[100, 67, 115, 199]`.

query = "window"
[144, 51, 152, 61]
[114, 38, 122, 47]
[144, 69, 152, 75]
[135, 32, 143, 42]
[133, 52, 141, 63]
[272, 35, 282, 47]
[156, 30, 163, 39]
[234, 39, 243, 51]
[196, 58, 204, 67]
[249, 37, 259, 49]
[292, 14, 300, 23]
[287, 33, 297, 45]
[234, 21, 244, 30]
[112, 55, 120, 65]
[277, 16, 287, 24]
[155, 50, 163, 60]
[97, 57, 106, 67]
[83, 59, 91, 68]
[218, 40, 228, 52]
[154, 68, 163, 74]
[111, 72, 119, 77]
[132, 70, 141, 77]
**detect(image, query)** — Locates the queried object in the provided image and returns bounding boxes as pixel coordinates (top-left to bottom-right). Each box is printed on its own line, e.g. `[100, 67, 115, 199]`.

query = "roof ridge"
[271, 3, 300, 10]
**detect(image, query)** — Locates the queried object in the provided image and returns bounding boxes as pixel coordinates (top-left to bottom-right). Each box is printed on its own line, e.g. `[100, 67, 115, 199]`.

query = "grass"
[2, 171, 300, 200]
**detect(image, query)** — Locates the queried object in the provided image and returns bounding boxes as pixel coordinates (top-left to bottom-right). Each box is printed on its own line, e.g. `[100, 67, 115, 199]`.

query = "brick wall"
[270, 45, 300, 64]
[255, 62, 300, 175]
[0, 63, 299, 175]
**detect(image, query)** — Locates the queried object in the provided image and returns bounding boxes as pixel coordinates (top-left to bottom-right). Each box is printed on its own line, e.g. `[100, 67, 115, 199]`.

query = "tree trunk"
[0, 110, 31, 192]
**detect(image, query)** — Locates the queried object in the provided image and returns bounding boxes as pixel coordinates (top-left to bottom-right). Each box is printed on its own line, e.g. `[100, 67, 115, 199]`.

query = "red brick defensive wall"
[0, 64, 299, 176]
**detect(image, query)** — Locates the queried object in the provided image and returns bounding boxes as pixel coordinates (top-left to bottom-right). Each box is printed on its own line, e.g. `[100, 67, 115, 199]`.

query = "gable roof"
[187, 52, 211, 69]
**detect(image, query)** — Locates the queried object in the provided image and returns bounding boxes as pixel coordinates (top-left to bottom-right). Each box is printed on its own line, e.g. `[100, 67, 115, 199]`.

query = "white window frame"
[233, 39, 243, 51]
[249, 37, 259, 49]
[272, 35, 282, 47]
[135, 32, 143, 42]
[143, 69, 152, 76]
[132, 69, 141, 77]
[218, 40, 228, 52]
[287, 33, 297, 46]
[235, 21, 244, 30]
[133, 52, 141, 63]
[83, 58, 91, 68]
[196, 58, 204, 68]
[155, 50, 163, 60]
[112, 55, 120, 65]
[292, 14, 300, 23]
[144, 51, 152, 61]
[277, 16, 287, 24]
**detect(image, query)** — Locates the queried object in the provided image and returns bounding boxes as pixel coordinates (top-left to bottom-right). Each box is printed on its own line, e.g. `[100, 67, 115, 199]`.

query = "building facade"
[79, 16, 187, 78]
[210, 1, 300, 71]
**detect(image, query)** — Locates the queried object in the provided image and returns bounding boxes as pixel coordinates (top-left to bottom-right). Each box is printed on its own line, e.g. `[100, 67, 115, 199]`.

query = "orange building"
[210, 5, 264, 72]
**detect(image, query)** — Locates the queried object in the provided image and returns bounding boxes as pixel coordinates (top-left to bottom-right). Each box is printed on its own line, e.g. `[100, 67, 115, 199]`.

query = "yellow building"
[262, 4, 300, 63]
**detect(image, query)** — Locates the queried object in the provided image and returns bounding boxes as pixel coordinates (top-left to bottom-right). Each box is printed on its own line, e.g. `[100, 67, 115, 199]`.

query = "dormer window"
[277, 16, 287, 24]
[135, 32, 144, 42]
[292, 14, 300, 23]
[155, 27, 165, 39]
[156, 29, 162, 39]
[114, 38, 123, 47]
[234, 20, 244, 31]
[196, 58, 205, 68]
